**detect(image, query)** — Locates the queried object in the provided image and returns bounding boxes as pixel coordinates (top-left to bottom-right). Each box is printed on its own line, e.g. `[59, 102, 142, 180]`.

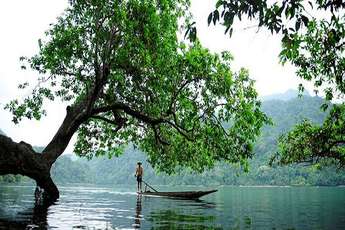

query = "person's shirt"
[136, 166, 143, 177]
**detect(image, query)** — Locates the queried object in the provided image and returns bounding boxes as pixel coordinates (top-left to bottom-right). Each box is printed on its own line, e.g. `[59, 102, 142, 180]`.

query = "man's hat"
[137, 162, 142, 165]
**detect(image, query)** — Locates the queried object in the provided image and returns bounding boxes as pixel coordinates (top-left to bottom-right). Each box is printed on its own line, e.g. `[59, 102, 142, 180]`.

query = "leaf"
[208, 12, 213, 25]
[298, 83, 304, 93]
[213, 10, 219, 25]
[216, 0, 224, 8]
[38, 39, 42, 49]
[184, 27, 190, 39]
[308, 1, 313, 9]
[295, 20, 301, 31]
[320, 103, 329, 111]
[301, 15, 309, 26]
[189, 27, 197, 42]
[225, 25, 231, 34]
[229, 28, 233, 37]
[325, 88, 333, 101]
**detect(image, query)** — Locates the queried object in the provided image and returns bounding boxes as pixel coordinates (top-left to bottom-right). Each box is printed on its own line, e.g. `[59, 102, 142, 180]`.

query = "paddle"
[142, 180, 158, 192]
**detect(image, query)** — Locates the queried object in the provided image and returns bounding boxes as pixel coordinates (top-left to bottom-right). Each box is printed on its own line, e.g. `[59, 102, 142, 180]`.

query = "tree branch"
[42, 99, 89, 165]
[92, 102, 164, 125]
[91, 115, 124, 133]
[168, 77, 202, 114]
[212, 114, 229, 136]
[164, 120, 193, 141]
[152, 125, 170, 145]
[91, 115, 118, 126]
[92, 102, 194, 141]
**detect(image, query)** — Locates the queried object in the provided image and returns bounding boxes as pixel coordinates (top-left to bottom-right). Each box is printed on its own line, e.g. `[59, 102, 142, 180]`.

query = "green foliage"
[5, 0, 268, 173]
[208, 0, 345, 101]
[0, 175, 22, 183]
[273, 104, 345, 167]
[51, 156, 92, 184]
[204, 0, 345, 167]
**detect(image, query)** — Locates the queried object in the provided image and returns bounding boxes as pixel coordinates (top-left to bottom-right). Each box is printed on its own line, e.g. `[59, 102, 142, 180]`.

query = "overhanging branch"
[92, 102, 194, 141]
[90, 115, 123, 133]
[92, 102, 164, 125]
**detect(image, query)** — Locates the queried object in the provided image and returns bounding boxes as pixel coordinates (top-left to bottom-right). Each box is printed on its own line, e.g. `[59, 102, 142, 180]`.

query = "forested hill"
[49, 92, 345, 186]
[261, 94, 327, 136]
[261, 89, 310, 101]
[0, 129, 5, 136]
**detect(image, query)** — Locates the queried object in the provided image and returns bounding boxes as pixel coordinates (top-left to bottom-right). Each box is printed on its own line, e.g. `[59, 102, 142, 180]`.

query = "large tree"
[204, 0, 345, 167]
[0, 0, 268, 202]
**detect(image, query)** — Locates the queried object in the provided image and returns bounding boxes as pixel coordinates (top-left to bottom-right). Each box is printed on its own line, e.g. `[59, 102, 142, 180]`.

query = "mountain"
[0, 129, 5, 136]
[261, 89, 310, 101]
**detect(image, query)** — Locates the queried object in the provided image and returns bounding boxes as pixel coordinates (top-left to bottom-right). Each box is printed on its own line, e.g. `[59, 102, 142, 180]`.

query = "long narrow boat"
[140, 189, 217, 199]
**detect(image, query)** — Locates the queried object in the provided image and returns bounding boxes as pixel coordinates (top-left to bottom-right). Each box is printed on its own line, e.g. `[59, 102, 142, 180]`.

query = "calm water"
[0, 185, 344, 229]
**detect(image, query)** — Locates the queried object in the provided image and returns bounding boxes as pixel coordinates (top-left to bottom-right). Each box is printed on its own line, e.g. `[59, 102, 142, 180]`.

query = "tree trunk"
[0, 74, 108, 203]
[0, 134, 59, 202]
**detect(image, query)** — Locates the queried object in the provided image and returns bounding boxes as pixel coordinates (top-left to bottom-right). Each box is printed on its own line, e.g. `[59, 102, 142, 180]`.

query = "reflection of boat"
[140, 190, 218, 199]
[140, 181, 217, 199]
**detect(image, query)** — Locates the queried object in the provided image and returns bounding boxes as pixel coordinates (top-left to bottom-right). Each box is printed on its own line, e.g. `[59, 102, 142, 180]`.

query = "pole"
[142, 180, 158, 192]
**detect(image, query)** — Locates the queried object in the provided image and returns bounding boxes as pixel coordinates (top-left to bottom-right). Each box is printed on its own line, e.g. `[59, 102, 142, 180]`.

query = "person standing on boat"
[135, 162, 144, 193]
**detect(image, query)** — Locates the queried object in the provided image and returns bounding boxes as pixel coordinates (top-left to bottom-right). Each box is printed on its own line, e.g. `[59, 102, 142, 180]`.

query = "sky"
[0, 0, 312, 153]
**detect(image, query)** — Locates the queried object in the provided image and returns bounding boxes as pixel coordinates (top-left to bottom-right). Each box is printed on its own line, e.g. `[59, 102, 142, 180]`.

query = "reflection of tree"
[147, 209, 221, 230]
[231, 216, 253, 230]
[0, 203, 49, 229]
[133, 194, 142, 229]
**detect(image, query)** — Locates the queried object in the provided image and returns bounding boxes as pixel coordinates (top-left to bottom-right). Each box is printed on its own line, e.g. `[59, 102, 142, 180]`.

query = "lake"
[0, 184, 344, 229]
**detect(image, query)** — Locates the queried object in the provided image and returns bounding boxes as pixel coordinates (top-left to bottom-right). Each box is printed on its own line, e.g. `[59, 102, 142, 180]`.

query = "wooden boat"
[140, 189, 217, 199]
[140, 181, 217, 199]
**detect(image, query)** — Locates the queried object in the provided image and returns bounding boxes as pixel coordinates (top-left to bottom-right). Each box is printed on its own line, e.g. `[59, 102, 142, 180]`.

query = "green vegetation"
[0, 175, 21, 183]
[203, 0, 345, 167]
[274, 105, 345, 167]
[4, 0, 267, 175]
[50, 92, 345, 186]
[0, 0, 270, 201]
[207, 0, 345, 101]
[1, 1, 343, 197]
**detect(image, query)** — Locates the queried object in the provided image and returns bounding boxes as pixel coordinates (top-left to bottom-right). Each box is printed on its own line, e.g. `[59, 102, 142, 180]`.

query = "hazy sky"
[0, 0, 311, 152]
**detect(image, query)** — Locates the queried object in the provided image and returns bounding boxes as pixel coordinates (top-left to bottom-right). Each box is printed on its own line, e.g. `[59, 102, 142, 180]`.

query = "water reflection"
[0, 202, 49, 229]
[143, 197, 221, 230]
[148, 209, 220, 230]
[133, 194, 142, 229]
[1, 185, 345, 229]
